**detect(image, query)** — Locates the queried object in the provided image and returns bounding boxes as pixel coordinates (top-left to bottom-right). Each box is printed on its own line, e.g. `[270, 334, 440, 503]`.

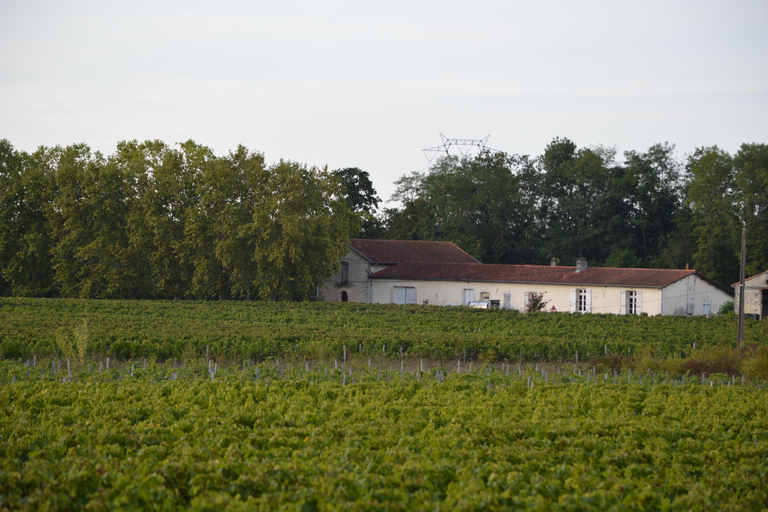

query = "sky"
[1, 0, 767, 202]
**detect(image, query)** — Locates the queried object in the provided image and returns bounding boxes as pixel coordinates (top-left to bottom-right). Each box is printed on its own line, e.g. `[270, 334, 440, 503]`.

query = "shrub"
[718, 300, 734, 315]
[589, 354, 632, 372]
[741, 345, 768, 380]
[682, 345, 740, 377]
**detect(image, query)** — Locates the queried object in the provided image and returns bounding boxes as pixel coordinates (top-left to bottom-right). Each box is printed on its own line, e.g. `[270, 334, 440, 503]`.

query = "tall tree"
[539, 138, 625, 266]
[419, 151, 542, 263]
[686, 146, 739, 285]
[733, 143, 768, 276]
[623, 142, 683, 263]
[248, 161, 360, 300]
[212, 146, 267, 300]
[332, 167, 382, 238]
[0, 141, 58, 296]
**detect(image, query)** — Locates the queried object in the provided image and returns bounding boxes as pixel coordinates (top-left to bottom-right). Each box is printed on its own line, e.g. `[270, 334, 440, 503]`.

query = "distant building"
[733, 270, 768, 320]
[317, 239, 479, 304]
[319, 239, 733, 316]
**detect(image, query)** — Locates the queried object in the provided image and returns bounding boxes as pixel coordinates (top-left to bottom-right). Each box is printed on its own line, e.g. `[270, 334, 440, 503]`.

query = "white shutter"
[394, 287, 406, 305]
[406, 287, 416, 305]
[524, 292, 533, 308]
[464, 289, 474, 305]
[570, 289, 577, 313]
[503, 293, 511, 310]
[620, 290, 627, 315]
[636, 291, 643, 315]
[585, 290, 592, 313]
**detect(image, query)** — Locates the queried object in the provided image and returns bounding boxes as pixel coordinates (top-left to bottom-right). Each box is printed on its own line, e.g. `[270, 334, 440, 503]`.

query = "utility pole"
[738, 227, 746, 348]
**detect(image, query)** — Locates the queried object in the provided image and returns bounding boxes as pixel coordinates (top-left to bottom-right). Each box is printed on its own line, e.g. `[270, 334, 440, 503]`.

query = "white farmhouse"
[319, 240, 733, 316]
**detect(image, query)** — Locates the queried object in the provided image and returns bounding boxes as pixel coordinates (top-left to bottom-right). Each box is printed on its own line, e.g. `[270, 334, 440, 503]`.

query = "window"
[394, 286, 416, 305]
[570, 288, 591, 313]
[703, 301, 711, 315]
[480, 292, 490, 301]
[340, 291, 348, 302]
[339, 262, 349, 285]
[621, 290, 643, 315]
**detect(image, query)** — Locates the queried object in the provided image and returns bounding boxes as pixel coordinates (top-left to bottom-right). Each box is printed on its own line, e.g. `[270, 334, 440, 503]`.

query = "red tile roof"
[349, 239, 480, 265]
[370, 261, 732, 292]
[731, 269, 768, 287]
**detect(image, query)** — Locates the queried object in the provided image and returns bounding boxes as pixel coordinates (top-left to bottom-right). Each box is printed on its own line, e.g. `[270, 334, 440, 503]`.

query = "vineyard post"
[738, 226, 746, 348]
[33, 355, 36, 367]
[343, 345, 346, 362]
[106, 357, 110, 371]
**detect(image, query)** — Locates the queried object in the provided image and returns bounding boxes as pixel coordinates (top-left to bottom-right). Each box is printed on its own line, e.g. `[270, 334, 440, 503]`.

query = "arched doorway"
[341, 291, 348, 302]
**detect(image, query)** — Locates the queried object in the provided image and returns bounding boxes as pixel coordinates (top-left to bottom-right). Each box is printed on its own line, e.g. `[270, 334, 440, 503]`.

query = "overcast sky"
[1, 0, 766, 201]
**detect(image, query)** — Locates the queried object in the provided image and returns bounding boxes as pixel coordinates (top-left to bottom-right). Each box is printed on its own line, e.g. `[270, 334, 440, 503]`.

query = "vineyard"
[3, 298, 768, 510]
[1, 358, 767, 510]
[1, 298, 767, 363]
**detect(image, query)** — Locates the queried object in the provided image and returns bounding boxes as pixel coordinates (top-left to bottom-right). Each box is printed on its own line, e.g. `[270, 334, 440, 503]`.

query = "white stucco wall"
[660, 274, 731, 316]
[370, 279, 666, 315]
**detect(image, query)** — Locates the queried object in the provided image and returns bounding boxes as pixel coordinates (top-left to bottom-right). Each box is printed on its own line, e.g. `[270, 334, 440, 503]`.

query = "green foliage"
[0, 139, 356, 300]
[249, 160, 360, 300]
[686, 146, 740, 285]
[718, 300, 735, 315]
[0, 360, 767, 510]
[2, 298, 767, 362]
[733, 143, 768, 276]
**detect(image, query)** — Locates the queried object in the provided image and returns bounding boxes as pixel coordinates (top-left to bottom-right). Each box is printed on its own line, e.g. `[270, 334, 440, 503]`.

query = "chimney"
[575, 258, 587, 273]
[550, 258, 557, 267]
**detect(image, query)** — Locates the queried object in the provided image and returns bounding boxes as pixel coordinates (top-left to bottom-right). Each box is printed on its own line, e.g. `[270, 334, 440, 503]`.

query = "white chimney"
[551, 258, 557, 267]
[575, 258, 587, 273]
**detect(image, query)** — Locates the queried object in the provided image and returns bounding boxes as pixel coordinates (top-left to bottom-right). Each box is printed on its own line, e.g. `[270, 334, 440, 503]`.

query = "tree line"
[376, 139, 767, 287]
[0, 139, 360, 300]
[1, 137, 766, 299]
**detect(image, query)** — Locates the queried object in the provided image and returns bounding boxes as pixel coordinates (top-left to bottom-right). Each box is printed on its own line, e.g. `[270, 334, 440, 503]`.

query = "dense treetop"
[1, 137, 766, 298]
